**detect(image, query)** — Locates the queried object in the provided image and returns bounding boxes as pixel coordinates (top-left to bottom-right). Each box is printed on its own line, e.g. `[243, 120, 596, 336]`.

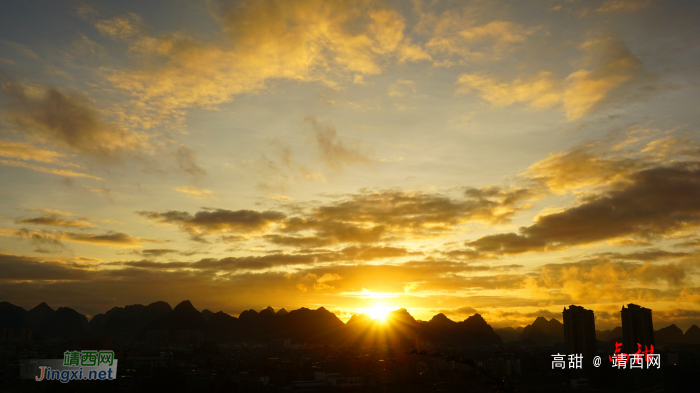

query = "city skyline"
[1, 0, 700, 331]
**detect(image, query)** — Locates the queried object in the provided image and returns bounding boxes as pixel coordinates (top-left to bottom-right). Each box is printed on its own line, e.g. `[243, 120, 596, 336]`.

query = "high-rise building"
[621, 304, 654, 353]
[0, 328, 11, 344]
[563, 305, 597, 359]
[21, 328, 33, 344]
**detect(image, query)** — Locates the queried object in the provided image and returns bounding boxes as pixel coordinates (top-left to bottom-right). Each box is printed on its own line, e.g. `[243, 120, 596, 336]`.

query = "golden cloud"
[305, 117, 376, 170]
[456, 37, 643, 120]
[0, 228, 165, 248]
[174, 186, 214, 199]
[1, 82, 148, 160]
[98, 0, 430, 124]
[468, 163, 700, 255]
[137, 208, 287, 236]
[15, 215, 96, 229]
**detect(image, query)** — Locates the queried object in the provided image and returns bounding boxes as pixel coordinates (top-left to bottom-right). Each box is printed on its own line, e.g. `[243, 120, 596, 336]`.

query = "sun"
[368, 305, 392, 321]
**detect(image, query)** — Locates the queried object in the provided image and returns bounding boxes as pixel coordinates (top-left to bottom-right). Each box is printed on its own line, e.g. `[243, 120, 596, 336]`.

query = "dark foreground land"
[2, 340, 698, 392]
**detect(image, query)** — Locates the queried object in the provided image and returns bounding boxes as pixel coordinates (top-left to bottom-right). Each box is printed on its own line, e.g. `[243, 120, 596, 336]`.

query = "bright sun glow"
[368, 305, 393, 321]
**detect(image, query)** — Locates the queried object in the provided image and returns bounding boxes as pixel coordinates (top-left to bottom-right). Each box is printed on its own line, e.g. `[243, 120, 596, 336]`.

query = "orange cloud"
[2, 82, 148, 160]
[97, 1, 430, 125]
[456, 37, 643, 120]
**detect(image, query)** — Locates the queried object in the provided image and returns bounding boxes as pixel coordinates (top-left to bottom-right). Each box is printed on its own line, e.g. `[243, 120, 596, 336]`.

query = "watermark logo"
[21, 350, 118, 383]
[551, 353, 583, 369]
[551, 343, 661, 370]
[62, 350, 114, 367]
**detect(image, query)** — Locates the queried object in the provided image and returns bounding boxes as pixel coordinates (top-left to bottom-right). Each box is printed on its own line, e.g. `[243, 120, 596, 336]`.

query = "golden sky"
[1, 0, 700, 330]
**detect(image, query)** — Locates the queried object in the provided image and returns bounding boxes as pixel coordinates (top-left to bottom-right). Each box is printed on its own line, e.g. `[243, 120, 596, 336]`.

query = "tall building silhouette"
[563, 305, 597, 358]
[621, 304, 654, 353]
[21, 328, 33, 343]
[0, 328, 11, 344]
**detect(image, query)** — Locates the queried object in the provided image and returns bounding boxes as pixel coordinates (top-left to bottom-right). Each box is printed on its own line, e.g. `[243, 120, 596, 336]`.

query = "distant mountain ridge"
[3, 301, 699, 346]
[519, 317, 564, 346]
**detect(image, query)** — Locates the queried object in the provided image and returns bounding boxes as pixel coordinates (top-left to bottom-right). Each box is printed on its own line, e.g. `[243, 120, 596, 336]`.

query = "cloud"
[71, 34, 106, 58]
[456, 37, 644, 120]
[15, 215, 96, 229]
[0, 228, 165, 248]
[524, 142, 643, 193]
[0, 250, 690, 326]
[597, 0, 652, 13]
[127, 248, 205, 258]
[305, 117, 375, 170]
[0, 256, 309, 316]
[136, 249, 178, 257]
[592, 249, 691, 262]
[174, 186, 213, 199]
[522, 132, 700, 194]
[174, 146, 206, 178]
[260, 187, 535, 247]
[61, 230, 166, 247]
[0, 158, 103, 180]
[468, 163, 700, 255]
[227, 143, 331, 191]
[0, 140, 76, 167]
[675, 238, 700, 249]
[12, 228, 69, 254]
[456, 72, 561, 109]
[137, 208, 286, 236]
[296, 187, 530, 231]
[286, 272, 343, 291]
[421, 10, 534, 65]
[1, 82, 147, 160]
[0, 40, 40, 59]
[503, 255, 697, 306]
[539, 258, 691, 289]
[387, 79, 416, 98]
[76, 4, 99, 20]
[95, 12, 144, 40]
[562, 37, 644, 120]
[112, 253, 317, 271]
[0, 253, 95, 281]
[34, 209, 73, 216]
[403, 283, 421, 293]
[107, 256, 525, 295]
[97, 1, 429, 125]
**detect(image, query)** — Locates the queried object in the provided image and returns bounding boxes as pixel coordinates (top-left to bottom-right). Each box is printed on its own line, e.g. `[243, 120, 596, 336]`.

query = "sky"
[1, 0, 700, 330]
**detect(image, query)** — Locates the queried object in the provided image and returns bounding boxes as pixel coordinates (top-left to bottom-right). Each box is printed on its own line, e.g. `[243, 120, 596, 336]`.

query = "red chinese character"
[643, 345, 654, 363]
[609, 342, 624, 362]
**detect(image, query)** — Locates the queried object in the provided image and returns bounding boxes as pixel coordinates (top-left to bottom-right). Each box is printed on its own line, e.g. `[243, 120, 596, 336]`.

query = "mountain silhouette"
[455, 314, 503, 346]
[0, 302, 30, 337]
[428, 313, 456, 327]
[139, 300, 207, 338]
[655, 324, 684, 344]
[684, 325, 700, 344]
[201, 309, 214, 321]
[519, 317, 563, 345]
[26, 302, 54, 329]
[415, 312, 502, 346]
[0, 301, 582, 347]
[37, 307, 88, 340]
[596, 326, 623, 343]
[90, 301, 172, 339]
[494, 326, 524, 343]
[206, 311, 240, 342]
[282, 307, 346, 343]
